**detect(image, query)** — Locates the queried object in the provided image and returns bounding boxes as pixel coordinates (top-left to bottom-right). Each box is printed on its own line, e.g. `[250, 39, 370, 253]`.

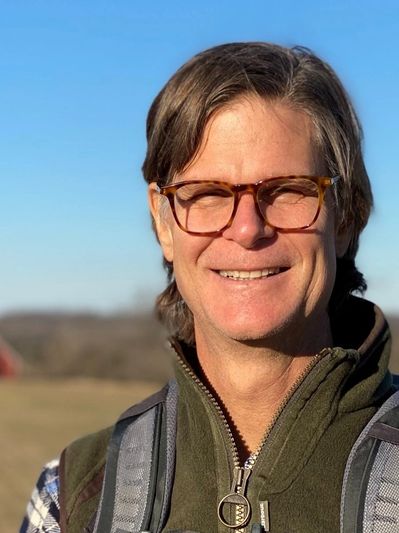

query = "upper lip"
[213, 266, 290, 271]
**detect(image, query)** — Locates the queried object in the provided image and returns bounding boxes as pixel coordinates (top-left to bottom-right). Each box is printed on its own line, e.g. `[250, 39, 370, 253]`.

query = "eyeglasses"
[156, 175, 340, 236]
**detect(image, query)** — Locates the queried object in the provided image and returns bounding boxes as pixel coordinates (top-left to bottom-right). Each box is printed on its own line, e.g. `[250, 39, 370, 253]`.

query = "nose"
[222, 192, 275, 248]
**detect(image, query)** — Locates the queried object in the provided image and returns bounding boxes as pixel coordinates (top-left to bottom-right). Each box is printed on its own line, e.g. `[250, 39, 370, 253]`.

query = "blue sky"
[1, 0, 398, 314]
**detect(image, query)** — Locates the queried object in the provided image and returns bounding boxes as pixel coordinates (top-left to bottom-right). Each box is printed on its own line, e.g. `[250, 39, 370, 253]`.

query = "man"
[22, 42, 394, 533]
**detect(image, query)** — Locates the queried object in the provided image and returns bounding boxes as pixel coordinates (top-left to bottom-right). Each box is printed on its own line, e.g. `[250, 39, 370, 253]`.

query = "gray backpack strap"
[92, 378, 178, 533]
[341, 389, 399, 533]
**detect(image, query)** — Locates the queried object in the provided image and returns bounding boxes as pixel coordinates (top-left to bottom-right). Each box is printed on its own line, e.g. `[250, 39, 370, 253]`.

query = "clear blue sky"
[1, 0, 398, 314]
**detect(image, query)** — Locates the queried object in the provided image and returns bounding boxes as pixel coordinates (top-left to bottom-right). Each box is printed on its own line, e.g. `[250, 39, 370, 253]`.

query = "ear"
[148, 183, 174, 263]
[335, 224, 352, 258]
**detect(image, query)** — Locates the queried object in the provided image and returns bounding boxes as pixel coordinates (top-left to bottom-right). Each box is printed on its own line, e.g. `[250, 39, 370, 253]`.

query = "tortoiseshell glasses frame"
[156, 175, 341, 236]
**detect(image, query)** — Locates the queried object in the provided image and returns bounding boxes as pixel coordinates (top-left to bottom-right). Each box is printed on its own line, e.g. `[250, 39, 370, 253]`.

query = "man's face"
[150, 97, 348, 353]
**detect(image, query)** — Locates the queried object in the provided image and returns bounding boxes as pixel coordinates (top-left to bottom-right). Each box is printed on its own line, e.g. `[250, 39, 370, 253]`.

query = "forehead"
[180, 96, 321, 181]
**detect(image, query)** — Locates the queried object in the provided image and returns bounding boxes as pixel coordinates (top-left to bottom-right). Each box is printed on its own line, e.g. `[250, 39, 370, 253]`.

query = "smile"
[218, 267, 284, 280]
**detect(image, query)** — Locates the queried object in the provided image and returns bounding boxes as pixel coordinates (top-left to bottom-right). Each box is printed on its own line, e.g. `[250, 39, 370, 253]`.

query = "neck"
[193, 320, 332, 459]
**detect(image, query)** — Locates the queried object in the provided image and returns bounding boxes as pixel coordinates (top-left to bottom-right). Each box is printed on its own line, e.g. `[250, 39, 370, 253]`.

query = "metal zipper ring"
[217, 492, 251, 528]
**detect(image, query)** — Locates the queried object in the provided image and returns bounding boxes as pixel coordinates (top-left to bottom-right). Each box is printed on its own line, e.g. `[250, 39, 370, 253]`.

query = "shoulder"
[62, 425, 113, 480]
[60, 382, 176, 512]
[21, 383, 176, 532]
[21, 426, 114, 533]
[59, 425, 114, 527]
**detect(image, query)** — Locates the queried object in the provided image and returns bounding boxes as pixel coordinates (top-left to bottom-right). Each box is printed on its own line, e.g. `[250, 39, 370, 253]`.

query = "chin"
[206, 309, 295, 345]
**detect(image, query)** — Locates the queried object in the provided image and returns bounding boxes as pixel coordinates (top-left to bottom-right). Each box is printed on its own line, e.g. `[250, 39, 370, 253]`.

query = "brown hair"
[142, 42, 372, 343]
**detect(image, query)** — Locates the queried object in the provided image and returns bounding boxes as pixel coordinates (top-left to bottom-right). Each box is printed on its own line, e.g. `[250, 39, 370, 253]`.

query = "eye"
[259, 179, 318, 204]
[177, 183, 232, 203]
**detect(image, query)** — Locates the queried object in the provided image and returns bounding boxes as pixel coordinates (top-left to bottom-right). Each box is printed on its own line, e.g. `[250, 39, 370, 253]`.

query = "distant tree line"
[0, 312, 398, 379]
[0, 312, 173, 381]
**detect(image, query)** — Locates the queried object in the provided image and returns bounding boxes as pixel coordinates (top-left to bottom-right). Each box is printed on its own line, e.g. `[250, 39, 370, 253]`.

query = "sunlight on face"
[151, 97, 345, 353]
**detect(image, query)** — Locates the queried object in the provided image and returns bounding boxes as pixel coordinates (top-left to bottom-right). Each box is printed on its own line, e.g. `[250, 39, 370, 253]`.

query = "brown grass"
[0, 378, 160, 532]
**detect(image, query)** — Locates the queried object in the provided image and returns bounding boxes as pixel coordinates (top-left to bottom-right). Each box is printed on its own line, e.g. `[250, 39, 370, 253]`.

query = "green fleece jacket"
[163, 297, 393, 533]
[62, 297, 393, 533]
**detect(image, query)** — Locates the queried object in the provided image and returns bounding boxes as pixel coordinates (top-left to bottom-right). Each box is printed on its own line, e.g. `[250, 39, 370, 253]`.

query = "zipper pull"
[217, 466, 252, 529]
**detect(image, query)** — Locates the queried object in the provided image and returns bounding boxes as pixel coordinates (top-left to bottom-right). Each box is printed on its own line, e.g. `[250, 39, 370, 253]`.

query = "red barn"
[0, 335, 22, 377]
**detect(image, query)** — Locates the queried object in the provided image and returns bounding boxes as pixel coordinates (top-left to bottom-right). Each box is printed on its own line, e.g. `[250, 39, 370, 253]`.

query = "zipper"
[218, 465, 252, 531]
[172, 341, 329, 532]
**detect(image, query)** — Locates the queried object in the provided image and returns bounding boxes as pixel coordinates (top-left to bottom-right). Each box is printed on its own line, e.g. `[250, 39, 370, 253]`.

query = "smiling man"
[22, 43, 397, 533]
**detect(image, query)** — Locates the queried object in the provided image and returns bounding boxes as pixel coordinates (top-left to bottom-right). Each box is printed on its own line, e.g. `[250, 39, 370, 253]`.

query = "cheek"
[170, 231, 195, 278]
[172, 251, 199, 310]
[315, 241, 337, 291]
[171, 234, 212, 299]
[303, 227, 338, 311]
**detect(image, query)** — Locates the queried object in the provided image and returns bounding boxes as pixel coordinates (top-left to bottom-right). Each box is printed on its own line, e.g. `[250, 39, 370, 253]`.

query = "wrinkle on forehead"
[180, 95, 323, 180]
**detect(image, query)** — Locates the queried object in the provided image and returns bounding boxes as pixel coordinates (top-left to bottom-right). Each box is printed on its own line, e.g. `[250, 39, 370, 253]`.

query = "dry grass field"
[0, 378, 160, 532]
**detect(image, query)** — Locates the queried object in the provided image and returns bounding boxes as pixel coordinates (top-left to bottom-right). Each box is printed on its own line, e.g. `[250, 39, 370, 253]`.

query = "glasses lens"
[174, 182, 234, 233]
[257, 178, 320, 229]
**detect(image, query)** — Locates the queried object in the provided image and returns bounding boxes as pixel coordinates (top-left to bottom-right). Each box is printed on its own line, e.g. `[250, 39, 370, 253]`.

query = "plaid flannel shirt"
[20, 459, 61, 533]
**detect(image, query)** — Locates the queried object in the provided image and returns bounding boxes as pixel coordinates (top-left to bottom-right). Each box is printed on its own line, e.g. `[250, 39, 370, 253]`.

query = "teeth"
[219, 268, 281, 280]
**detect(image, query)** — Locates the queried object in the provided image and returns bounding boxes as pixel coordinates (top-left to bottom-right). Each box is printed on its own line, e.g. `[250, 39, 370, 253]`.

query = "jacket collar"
[171, 296, 393, 493]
